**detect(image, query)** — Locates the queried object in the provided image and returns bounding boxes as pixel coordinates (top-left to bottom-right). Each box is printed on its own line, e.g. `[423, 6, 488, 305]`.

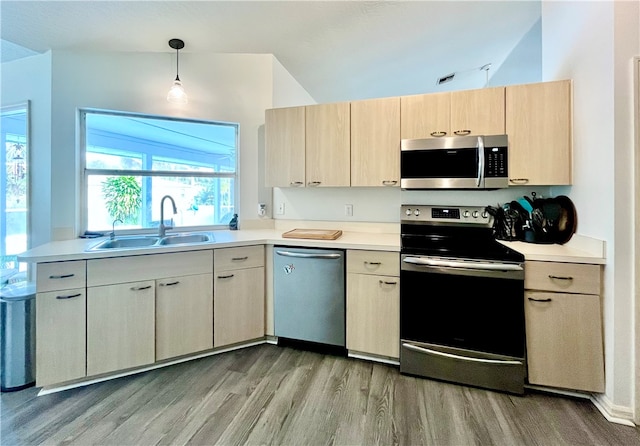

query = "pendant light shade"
[167, 38, 188, 104]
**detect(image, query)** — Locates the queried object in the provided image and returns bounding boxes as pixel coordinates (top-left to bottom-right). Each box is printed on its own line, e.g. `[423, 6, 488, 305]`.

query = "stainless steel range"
[399, 204, 526, 394]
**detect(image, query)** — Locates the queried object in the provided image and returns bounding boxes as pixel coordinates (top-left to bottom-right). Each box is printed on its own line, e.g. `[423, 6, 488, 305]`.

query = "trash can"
[0, 281, 36, 392]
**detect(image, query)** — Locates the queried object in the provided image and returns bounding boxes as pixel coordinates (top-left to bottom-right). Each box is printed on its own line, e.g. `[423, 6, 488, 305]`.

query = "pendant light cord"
[175, 48, 180, 82]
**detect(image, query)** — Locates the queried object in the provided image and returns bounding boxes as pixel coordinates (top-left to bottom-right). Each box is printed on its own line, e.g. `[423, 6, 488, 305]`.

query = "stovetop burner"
[401, 204, 524, 263]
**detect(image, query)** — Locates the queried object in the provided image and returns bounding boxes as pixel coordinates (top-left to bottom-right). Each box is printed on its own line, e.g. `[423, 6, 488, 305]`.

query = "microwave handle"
[476, 136, 485, 187]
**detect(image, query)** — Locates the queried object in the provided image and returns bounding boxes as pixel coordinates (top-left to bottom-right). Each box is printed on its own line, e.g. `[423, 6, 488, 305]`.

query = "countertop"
[18, 229, 605, 265]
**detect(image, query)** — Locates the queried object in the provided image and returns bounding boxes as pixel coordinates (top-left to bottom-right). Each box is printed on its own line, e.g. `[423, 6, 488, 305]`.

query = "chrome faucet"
[159, 195, 177, 237]
[110, 218, 123, 240]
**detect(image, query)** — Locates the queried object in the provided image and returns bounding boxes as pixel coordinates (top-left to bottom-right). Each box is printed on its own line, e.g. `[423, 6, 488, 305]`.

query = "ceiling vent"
[437, 73, 455, 85]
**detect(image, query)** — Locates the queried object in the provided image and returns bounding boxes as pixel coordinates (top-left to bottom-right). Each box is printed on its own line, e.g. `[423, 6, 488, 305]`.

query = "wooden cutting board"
[282, 229, 343, 240]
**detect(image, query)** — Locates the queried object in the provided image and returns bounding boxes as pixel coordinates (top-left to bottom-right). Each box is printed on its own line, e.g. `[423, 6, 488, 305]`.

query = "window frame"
[79, 108, 239, 235]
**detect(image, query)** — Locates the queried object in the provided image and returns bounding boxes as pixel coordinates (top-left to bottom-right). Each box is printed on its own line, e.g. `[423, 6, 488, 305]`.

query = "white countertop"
[17, 229, 605, 265]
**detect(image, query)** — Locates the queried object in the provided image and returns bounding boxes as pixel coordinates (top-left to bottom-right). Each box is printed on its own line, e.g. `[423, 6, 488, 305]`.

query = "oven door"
[400, 255, 525, 358]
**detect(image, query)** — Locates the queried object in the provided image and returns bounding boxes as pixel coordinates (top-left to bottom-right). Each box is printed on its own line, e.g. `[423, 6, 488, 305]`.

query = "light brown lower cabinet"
[87, 281, 155, 376]
[155, 273, 214, 361]
[35, 289, 86, 387]
[525, 290, 605, 392]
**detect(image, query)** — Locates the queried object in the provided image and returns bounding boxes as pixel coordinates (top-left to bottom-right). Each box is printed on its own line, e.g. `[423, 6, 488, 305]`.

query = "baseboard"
[348, 351, 400, 366]
[591, 393, 636, 427]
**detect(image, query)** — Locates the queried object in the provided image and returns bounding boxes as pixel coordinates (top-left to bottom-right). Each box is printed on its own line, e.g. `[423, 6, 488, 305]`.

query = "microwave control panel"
[485, 146, 508, 177]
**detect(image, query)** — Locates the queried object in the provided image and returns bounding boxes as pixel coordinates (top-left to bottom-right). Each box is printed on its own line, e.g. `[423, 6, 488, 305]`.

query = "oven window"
[400, 270, 525, 358]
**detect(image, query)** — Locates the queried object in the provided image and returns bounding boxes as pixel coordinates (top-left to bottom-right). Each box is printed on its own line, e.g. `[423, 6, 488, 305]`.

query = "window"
[1, 102, 29, 284]
[81, 110, 238, 233]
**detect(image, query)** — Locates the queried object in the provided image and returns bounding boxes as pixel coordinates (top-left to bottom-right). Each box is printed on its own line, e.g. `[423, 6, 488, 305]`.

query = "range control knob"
[405, 208, 412, 216]
[472, 211, 480, 218]
[462, 210, 470, 218]
[481, 211, 489, 219]
[414, 209, 421, 216]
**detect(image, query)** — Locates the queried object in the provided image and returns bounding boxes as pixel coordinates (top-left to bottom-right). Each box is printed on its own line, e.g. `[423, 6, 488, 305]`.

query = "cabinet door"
[524, 291, 604, 392]
[450, 87, 505, 136]
[351, 97, 400, 187]
[36, 289, 86, 386]
[305, 102, 350, 187]
[346, 273, 399, 358]
[400, 92, 451, 139]
[87, 281, 155, 376]
[506, 80, 572, 185]
[265, 106, 306, 187]
[214, 267, 265, 347]
[155, 274, 213, 361]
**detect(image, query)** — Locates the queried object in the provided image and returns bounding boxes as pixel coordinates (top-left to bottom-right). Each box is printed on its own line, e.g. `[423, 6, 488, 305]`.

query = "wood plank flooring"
[2, 343, 639, 446]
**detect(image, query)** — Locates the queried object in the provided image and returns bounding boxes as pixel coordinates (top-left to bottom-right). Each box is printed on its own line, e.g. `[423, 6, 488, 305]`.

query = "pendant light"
[167, 38, 188, 104]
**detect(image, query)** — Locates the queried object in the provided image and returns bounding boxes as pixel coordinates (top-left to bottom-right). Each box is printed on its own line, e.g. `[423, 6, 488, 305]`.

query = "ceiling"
[0, 1, 541, 103]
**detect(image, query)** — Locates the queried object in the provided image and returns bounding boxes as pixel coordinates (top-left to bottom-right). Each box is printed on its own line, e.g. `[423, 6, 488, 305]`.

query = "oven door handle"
[402, 343, 523, 366]
[402, 256, 523, 272]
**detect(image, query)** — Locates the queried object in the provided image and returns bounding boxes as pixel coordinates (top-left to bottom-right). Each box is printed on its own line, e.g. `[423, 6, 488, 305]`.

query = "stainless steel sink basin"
[87, 232, 215, 251]
[157, 233, 214, 245]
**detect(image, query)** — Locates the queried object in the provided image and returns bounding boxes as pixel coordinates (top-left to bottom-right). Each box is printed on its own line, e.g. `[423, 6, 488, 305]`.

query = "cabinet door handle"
[56, 293, 82, 300]
[548, 275, 574, 281]
[430, 131, 447, 137]
[307, 181, 322, 186]
[509, 178, 530, 184]
[159, 281, 180, 287]
[381, 180, 397, 186]
[232, 256, 248, 261]
[49, 274, 75, 279]
[379, 280, 397, 285]
[217, 274, 235, 279]
[130, 285, 152, 291]
[365, 261, 381, 265]
[528, 297, 553, 302]
[290, 181, 304, 186]
[453, 129, 471, 136]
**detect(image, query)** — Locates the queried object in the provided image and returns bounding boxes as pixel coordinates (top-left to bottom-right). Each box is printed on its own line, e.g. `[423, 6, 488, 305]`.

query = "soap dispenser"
[229, 214, 238, 230]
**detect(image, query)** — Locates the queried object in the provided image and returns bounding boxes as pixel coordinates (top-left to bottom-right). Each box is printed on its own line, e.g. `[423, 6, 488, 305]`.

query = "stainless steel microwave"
[400, 134, 509, 190]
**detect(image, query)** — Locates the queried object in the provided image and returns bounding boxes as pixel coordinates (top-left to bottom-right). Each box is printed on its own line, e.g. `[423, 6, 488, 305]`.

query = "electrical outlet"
[277, 203, 285, 215]
[345, 204, 353, 217]
[258, 203, 266, 217]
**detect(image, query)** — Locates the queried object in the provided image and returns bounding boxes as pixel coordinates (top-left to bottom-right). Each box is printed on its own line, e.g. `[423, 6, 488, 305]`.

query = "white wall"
[542, 0, 640, 418]
[1, 53, 52, 249]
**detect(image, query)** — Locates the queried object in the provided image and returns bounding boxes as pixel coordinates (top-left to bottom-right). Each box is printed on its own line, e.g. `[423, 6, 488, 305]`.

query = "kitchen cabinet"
[265, 106, 305, 187]
[400, 87, 505, 139]
[346, 250, 400, 359]
[35, 261, 87, 386]
[86, 250, 214, 374]
[214, 245, 265, 347]
[524, 261, 604, 392]
[87, 280, 155, 376]
[350, 97, 400, 187]
[305, 102, 351, 187]
[155, 273, 213, 361]
[506, 80, 573, 185]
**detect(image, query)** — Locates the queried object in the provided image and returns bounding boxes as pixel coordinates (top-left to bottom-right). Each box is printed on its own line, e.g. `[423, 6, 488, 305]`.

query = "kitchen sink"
[87, 232, 215, 251]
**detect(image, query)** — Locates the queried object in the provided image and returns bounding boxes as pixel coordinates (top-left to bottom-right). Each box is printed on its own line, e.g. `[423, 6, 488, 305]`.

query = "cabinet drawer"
[525, 261, 600, 294]
[347, 250, 399, 276]
[215, 245, 264, 271]
[37, 260, 86, 292]
[87, 250, 213, 287]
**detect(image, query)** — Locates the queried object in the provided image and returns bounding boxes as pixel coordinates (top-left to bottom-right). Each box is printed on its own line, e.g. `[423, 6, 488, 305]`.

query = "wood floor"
[2, 343, 639, 446]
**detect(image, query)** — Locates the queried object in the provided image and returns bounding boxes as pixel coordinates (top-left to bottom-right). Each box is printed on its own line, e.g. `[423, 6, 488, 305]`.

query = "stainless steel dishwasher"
[273, 246, 345, 348]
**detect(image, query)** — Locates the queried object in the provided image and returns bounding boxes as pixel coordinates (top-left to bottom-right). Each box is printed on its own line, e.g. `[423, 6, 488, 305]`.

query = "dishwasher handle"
[275, 250, 342, 260]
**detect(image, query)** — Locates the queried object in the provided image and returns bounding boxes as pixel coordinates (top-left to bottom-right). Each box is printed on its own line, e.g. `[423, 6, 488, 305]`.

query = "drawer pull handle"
[159, 281, 180, 287]
[232, 256, 249, 261]
[49, 274, 75, 279]
[509, 178, 530, 184]
[453, 129, 471, 136]
[382, 180, 398, 186]
[290, 181, 304, 186]
[365, 261, 382, 266]
[308, 181, 322, 187]
[528, 297, 553, 302]
[217, 274, 235, 279]
[430, 131, 447, 137]
[56, 293, 81, 300]
[379, 280, 397, 285]
[131, 285, 152, 291]
[548, 275, 573, 281]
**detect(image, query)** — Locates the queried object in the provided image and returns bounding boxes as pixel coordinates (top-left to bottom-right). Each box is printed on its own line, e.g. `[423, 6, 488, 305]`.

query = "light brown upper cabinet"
[351, 97, 400, 187]
[265, 106, 305, 187]
[400, 87, 505, 139]
[506, 80, 573, 186]
[305, 102, 351, 187]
